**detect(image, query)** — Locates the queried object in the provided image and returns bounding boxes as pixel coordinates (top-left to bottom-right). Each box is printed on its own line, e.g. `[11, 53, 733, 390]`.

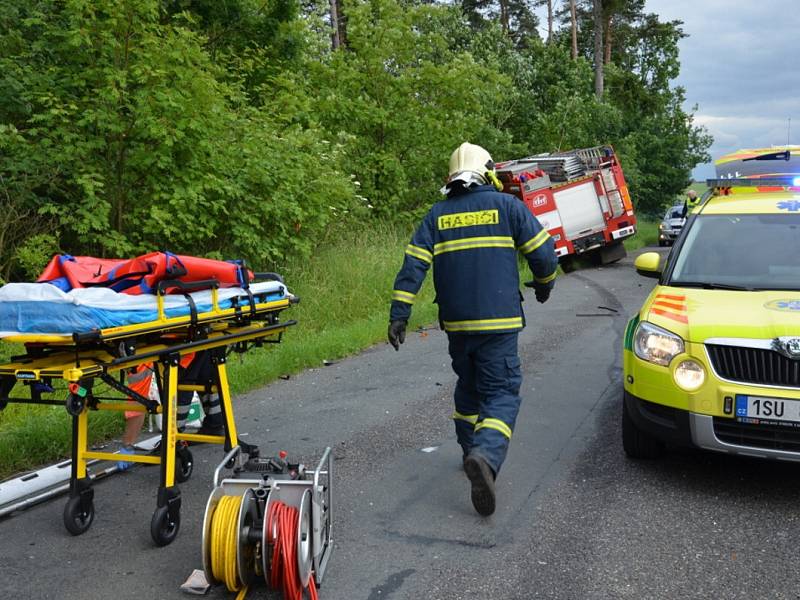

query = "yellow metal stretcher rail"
[0, 280, 297, 546]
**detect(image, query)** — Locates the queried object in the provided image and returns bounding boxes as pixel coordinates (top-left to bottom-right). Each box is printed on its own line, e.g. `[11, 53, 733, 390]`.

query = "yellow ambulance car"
[623, 175, 800, 460]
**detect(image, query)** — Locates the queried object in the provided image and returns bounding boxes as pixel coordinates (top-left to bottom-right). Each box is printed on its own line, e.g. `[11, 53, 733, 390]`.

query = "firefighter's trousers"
[448, 331, 522, 475]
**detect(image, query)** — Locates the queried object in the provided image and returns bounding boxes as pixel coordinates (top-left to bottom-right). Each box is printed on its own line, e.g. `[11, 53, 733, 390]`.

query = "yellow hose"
[210, 494, 243, 592]
[235, 585, 250, 600]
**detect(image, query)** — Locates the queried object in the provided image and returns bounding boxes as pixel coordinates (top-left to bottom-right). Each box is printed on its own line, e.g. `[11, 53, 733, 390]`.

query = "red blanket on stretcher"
[37, 252, 253, 295]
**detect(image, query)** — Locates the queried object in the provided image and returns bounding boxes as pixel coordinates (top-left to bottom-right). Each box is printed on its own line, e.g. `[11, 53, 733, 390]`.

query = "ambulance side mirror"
[634, 252, 662, 279]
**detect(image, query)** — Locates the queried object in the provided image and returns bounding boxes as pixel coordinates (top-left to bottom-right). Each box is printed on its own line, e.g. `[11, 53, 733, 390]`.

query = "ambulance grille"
[713, 418, 800, 453]
[706, 344, 800, 389]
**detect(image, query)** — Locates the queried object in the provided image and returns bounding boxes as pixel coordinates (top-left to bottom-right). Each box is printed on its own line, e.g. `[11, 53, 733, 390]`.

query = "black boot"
[463, 453, 496, 516]
[196, 416, 224, 437]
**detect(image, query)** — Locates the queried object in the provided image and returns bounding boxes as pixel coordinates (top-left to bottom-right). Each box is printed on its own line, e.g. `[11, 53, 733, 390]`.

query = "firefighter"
[388, 142, 558, 516]
[682, 189, 700, 218]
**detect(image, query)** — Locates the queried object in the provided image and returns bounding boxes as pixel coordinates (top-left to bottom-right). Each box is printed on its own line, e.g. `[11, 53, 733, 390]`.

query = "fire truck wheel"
[63, 495, 94, 535]
[559, 256, 576, 273]
[599, 241, 627, 265]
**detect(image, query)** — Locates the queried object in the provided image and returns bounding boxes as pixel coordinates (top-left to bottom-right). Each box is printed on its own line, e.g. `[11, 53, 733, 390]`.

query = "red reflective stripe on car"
[652, 300, 686, 312]
[650, 308, 688, 324]
[655, 294, 685, 302]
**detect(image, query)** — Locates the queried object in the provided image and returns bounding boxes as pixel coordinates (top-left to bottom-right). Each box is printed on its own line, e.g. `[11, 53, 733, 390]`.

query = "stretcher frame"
[0, 275, 297, 546]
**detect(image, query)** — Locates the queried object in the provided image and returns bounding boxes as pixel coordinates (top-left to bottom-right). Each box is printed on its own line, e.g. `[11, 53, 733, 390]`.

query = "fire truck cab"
[496, 145, 636, 269]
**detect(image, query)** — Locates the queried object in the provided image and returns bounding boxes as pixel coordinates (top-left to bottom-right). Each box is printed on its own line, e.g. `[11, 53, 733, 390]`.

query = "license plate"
[735, 394, 800, 424]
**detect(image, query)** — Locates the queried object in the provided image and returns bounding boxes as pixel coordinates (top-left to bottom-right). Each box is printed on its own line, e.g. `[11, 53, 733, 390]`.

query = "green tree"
[545, 2, 710, 213]
[308, 0, 515, 218]
[0, 0, 711, 277]
[461, 0, 541, 47]
[0, 0, 238, 257]
[163, 0, 307, 94]
[486, 38, 621, 153]
[554, 0, 644, 64]
[0, 0, 356, 274]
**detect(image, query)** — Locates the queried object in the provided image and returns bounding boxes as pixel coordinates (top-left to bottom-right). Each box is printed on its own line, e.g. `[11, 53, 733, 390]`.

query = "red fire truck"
[496, 145, 636, 269]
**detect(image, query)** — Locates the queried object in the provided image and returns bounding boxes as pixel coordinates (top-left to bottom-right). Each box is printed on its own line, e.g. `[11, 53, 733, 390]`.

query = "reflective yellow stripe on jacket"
[433, 236, 515, 256]
[442, 317, 523, 332]
[405, 244, 432, 264]
[534, 270, 557, 284]
[475, 417, 513, 439]
[518, 229, 550, 254]
[392, 289, 416, 305]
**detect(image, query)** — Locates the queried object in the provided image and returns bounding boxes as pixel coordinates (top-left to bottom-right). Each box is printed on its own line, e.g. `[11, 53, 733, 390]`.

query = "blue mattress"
[0, 281, 288, 336]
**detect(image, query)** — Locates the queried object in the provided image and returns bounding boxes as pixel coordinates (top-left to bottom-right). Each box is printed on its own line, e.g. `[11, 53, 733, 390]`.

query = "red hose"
[266, 501, 319, 600]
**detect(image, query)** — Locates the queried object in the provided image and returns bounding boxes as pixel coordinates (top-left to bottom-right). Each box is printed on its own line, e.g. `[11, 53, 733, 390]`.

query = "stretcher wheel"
[175, 447, 194, 483]
[65, 394, 85, 417]
[151, 504, 180, 546]
[63, 495, 94, 535]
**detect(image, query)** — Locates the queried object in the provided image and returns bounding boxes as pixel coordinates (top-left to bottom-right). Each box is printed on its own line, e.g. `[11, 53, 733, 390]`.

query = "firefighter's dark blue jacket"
[390, 184, 558, 334]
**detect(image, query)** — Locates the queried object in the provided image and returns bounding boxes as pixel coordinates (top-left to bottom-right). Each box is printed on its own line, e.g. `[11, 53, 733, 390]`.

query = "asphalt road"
[2, 246, 800, 600]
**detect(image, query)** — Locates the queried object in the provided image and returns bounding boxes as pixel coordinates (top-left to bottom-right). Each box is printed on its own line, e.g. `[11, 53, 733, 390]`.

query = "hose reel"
[201, 446, 333, 598]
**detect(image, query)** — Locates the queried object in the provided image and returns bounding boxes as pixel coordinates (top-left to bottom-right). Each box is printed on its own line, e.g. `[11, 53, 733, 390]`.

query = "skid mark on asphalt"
[569, 270, 632, 384]
[367, 568, 416, 600]
[383, 529, 496, 550]
[489, 267, 642, 568]
[503, 379, 624, 536]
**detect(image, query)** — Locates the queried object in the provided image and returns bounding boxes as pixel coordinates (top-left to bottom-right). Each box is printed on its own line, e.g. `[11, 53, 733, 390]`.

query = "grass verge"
[223, 223, 438, 391]
[623, 219, 659, 252]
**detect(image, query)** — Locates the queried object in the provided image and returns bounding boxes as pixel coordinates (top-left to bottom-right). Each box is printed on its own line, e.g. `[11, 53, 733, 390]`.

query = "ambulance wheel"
[622, 398, 663, 459]
[151, 505, 181, 546]
[175, 448, 194, 483]
[63, 495, 94, 535]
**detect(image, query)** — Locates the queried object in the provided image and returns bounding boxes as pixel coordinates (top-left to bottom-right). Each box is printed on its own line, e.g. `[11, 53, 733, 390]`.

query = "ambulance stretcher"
[0, 273, 298, 546]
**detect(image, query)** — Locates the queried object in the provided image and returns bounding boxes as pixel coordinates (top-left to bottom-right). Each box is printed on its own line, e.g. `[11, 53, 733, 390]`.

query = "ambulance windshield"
[669, 213, 800, 291]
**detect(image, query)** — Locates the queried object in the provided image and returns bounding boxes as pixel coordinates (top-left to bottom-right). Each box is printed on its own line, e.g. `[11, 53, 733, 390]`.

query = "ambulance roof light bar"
[706, 176, 800, 189]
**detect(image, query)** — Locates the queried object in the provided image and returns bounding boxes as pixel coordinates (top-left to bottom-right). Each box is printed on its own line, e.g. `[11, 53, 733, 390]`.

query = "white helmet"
[447, 142, 494, 187]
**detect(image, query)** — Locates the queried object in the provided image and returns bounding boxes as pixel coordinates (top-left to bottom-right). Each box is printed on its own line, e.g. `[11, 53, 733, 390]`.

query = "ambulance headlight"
[633, 321, 684, 367]
[674, 360, 705, 391]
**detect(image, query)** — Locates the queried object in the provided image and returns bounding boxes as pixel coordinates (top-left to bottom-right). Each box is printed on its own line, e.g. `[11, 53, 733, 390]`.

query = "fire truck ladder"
[599, 168, 625, 218]
[527, 154, 587, 182]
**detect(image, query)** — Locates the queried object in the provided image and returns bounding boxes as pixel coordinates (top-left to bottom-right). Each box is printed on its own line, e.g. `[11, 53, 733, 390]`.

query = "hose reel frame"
[201, 446, 333, 593]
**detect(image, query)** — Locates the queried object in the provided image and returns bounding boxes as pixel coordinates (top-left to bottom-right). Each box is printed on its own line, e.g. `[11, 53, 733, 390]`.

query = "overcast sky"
[646, 0, 800, 180]
[535, 1, 800, 180]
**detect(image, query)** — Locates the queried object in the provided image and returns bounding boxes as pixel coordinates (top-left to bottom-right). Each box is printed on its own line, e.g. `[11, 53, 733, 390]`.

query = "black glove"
[534, 284, 551, 304]
[524, 279, 552, 302]
[388, 320, 407, 351]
